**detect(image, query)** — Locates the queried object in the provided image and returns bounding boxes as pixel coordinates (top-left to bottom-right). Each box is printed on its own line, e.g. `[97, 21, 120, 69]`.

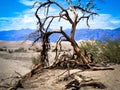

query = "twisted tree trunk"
[30, 0, 98, 70]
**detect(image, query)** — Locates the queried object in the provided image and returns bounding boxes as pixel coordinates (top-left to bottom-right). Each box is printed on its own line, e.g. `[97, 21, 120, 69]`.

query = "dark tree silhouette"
[30, 0, 98, 73]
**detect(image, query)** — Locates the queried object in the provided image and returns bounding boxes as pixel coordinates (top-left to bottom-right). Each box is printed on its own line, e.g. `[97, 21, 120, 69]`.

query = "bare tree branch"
[29, 0, 98, 71]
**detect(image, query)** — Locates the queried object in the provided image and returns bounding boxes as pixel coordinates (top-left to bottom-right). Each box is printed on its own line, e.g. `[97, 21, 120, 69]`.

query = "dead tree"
[31, 0, 98, 70]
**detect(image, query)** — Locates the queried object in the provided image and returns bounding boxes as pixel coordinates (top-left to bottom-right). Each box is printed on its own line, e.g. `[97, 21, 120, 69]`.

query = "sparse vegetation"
[14, 47, 26, 52]
[34, 47, 42, 52]
[80, 40, 105, 63]
[0, 47, 27, 53]
[102, 40, 120, 64]
[8, 49, 14, 53]
[80, 40, 120, 64]
[1, 0, 119, 90]
[32, 55, 41, 65]
[0, 47, 7, 51]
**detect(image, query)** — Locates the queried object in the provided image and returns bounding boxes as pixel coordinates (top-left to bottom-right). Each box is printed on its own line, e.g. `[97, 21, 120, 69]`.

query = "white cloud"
[49, 13, 120, 30]
[19, 0, 36, 6]
[0, 0, 120, 31]
[0, 8, 37, 30]
[88, 14, 120, 29]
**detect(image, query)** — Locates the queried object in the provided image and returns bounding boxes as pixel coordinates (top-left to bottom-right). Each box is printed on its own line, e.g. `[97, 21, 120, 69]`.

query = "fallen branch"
[80, 81, 106, 89]
[65, 74, 106, 89]
[92, 67, 114, 71]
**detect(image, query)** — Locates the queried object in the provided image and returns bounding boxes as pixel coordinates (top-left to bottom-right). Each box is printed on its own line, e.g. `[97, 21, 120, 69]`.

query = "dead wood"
[0, 76, 23, 90]
[65, 74, 106, 89]
[80, 81, 106, 89]
[92, 67, 114, 71]
[16, 0, 113, 89]
[28, 0, 99, 72]
[73, 75, 83, 83]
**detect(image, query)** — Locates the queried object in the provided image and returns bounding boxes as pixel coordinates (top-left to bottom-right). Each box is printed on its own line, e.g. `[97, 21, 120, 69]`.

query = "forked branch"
[30, 0, 98, 69]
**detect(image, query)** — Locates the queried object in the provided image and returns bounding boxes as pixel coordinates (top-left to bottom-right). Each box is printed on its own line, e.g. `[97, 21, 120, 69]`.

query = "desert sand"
[0, 41, 120, 90]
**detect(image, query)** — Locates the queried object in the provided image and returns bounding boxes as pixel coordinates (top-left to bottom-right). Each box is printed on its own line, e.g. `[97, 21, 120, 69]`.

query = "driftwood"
[65, 74, 106, 89]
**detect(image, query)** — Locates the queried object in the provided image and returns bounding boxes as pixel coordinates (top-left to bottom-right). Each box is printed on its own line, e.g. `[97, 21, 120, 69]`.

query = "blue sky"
[0, 0, 120, 31]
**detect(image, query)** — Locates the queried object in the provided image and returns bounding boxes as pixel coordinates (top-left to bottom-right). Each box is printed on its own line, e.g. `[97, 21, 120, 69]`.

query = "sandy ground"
[0, 41, 120, 90]
[16, 65, 120, 90]
[0, 51, 41, 79]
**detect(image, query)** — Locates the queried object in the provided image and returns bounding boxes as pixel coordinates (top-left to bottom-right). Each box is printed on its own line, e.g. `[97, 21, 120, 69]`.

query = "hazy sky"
[0, 0, 120, 31]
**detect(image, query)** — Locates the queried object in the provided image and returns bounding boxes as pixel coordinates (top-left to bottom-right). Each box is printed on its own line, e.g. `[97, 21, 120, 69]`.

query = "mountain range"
[0, 28, 120, 42]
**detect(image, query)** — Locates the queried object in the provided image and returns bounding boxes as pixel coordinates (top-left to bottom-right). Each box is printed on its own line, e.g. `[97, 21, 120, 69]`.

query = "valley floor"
[0, 41, 120, 90]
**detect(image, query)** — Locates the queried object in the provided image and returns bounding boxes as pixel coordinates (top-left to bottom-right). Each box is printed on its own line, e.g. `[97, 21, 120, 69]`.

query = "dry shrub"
[79, 40, 120, 64]
[14, 47, 26, 52]
[32, 55, 41, 65]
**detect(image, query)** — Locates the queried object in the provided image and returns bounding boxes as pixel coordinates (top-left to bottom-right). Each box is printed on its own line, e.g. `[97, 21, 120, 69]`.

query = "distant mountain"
[50, 28, 120, 42]
[0, 29, 34, 41]
[74, 28, 120, 41]
[0, 28, 120, 42]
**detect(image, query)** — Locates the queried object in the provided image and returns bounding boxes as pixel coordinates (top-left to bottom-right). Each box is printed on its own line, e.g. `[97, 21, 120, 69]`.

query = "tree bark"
[60, 27, 91, 68]
[32, 0, 98, 69]
[70, 39, 90, 64]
